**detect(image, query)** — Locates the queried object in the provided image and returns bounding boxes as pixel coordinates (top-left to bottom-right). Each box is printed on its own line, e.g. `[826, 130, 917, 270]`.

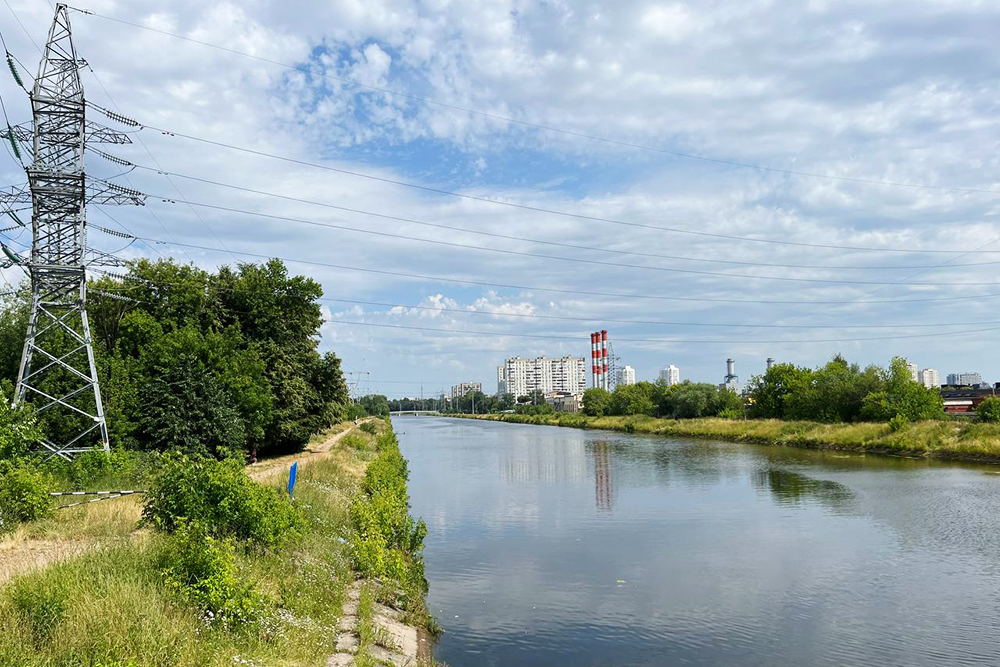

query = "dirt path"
[248, 423, 364, 482]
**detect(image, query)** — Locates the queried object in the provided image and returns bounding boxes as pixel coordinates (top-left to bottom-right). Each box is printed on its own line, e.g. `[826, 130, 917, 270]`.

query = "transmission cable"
[143, 194, 1000, 287]
[127, 234, 1000, 305]
[119, 117, 1000, 256]
[121, 160, 1000, 271]
[73, 7, 1000, 197]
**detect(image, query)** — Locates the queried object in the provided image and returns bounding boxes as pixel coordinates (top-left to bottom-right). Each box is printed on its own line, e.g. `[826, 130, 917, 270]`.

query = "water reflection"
[589, 441, 614, 513]
[398, 417, 1000, 667]
[751, 467, 855, 512]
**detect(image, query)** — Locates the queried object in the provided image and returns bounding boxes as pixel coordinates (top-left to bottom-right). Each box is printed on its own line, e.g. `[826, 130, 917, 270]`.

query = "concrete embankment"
[451, 413, 1000, 464]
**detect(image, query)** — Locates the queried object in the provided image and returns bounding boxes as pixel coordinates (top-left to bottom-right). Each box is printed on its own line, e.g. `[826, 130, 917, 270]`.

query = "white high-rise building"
[451, 382, 482, 399]
[616, 365, 636, 387]
[496, 357, 587, 398]
[659, 364, 680, 386]
[918, 368, 940, 388]
[907, 362, 919, 382]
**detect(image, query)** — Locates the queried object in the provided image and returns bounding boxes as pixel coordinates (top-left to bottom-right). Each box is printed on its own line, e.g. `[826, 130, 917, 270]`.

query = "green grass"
[454, 413, 1000, 463]
[0, 420, 434, 666]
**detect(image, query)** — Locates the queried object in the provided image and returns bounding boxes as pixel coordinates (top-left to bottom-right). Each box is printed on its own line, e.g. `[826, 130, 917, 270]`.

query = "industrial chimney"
[726, 358, 736, 378]
[766, 358, 775, 370]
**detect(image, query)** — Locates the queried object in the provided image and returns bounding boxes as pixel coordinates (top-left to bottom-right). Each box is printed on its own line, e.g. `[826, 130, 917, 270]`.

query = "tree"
[746, 363, 812, 419]
[661, 382, 723, 419]
[608, 382, 657, 416]
[359, 394, 390, 418]
[860, 357, 944, 422]
[582, 388, 610, 416]
[976, 396, 1000, 423]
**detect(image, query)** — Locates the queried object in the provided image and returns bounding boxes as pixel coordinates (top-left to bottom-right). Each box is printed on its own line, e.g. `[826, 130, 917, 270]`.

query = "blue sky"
[1, 0, 999, 398]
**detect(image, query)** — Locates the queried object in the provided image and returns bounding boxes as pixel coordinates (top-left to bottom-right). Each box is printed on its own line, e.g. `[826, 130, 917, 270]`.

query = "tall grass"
[0, 420, 431, 665]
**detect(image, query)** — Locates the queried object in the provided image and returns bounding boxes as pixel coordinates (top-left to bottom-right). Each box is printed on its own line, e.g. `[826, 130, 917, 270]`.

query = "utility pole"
[2, 4, 143, 459]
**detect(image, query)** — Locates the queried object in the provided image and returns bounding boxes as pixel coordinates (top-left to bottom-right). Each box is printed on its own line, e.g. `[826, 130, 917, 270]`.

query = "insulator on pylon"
[5, 210, 25, 227]
[88, 102, 140, 128]
[6, 54, 24, 89]
[6, 126, 21, 161]
[91, 148, 133, 167]
[1, 243, 24, 265]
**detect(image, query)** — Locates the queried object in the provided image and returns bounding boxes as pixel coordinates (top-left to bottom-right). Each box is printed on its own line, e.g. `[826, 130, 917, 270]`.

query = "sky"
[1, 0, 998, 398]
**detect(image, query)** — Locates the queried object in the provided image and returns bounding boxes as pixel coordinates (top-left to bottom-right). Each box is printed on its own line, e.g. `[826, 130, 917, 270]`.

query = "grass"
[453, 413, 1000, 463]
[0, 419, 436, 666]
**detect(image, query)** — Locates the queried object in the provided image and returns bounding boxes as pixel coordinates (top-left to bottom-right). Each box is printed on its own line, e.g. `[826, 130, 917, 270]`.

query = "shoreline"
[447, 413, 1000, 465]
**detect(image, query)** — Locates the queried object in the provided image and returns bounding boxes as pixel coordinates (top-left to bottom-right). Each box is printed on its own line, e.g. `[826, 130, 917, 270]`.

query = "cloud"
[0, 0, 997, 394]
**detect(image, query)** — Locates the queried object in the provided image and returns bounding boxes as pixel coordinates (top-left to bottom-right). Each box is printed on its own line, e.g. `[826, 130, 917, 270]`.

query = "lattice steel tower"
[3, 4, 143, 458]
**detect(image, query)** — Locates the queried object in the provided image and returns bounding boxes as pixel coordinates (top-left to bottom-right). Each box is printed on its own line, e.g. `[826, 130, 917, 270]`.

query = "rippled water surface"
[395, 416, 1000, 667]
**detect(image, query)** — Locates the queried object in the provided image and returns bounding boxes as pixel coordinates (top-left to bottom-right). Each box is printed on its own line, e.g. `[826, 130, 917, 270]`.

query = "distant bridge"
[389, 410, 440, 416]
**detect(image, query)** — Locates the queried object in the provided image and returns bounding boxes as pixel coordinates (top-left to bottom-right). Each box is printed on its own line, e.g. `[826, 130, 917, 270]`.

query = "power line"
[142, 195, 1000, 287]
[326, 318, 1000, 345]
[127, 233, 1000, 305]
[83, 267, 1000, 331]
[74, 7, 1000, 197]
[128, 118, 1000, 255]
[124, 160, 1000, 270]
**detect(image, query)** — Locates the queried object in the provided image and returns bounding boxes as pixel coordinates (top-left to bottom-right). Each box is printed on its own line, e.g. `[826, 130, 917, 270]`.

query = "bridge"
[389, 411, 441, 416]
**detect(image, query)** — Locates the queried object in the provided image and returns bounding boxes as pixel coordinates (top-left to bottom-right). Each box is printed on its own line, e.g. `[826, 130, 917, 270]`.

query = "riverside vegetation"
[0, 419, 437, 666]
[456, 356, 1000, 463]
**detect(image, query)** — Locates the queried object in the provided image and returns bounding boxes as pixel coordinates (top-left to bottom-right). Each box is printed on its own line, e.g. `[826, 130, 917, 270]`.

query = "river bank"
[0, 420, 436, 666]
[452, 413, 1000, 463]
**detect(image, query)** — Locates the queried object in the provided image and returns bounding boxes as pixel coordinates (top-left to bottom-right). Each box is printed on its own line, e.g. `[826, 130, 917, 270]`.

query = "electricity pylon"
[2, 4, 143, 459]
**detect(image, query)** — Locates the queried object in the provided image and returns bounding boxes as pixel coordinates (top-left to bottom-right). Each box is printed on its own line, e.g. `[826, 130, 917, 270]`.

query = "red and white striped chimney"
[601, 330, 609, 391]
[590, 332, 599, 388]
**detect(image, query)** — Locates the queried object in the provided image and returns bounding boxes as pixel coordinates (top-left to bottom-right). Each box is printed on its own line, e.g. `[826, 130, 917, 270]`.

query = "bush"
[142, 454, 304, 549]
[158, 520, 265, 631]
[0, 464, 51, 534]
[718, 407, 743, 420]
[349, 430, 427, 605]
[889, 413, 909, 432]
[977, 397, 1000, 423]
[359, 421, 379, 435]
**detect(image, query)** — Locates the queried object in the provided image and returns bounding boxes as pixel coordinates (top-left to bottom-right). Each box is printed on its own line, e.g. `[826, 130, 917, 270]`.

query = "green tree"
[359, 394, 390, 418]
[582, 388, 611, 416]
[976, 396, 1000, 423]
[860, 357, 944, 422]
[746, 363, 812, 419]
[608, 382, 657, 416]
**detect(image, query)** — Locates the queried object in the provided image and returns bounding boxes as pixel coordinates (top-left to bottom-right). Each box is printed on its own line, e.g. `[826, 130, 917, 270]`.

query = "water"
[395, 416, 1000, 667]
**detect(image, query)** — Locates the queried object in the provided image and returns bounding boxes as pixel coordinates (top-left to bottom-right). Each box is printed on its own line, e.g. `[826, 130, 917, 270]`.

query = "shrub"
[359, 421, 379, 436]
[158, 520, 265, 631]
[0, 464, 51, 534]
[349, 430, 427, 605]
[718, 407, 743, 420]
[142, 454, 304, 549]
[977, 397, 1000, 423]
[889, 413, 909, 432]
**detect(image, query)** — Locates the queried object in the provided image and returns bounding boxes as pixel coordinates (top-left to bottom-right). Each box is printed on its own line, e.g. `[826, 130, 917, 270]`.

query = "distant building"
[450, 382, 482, 400]
[918, 368, 940, 388]
[544, 391, 584, 413]
[941, 386, 998, 415]
[720, 358, 740, 394]
[616, 365, 636, 387]
[497, 357, 587, 398]
[907, 362, 918, 382]
[659, 364, 680, 386]
[946, 372, 983, 386]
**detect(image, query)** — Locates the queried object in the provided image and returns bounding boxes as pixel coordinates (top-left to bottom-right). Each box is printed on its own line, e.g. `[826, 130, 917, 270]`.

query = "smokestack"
[766, 358, 775, 370]
[601, 330, 609, 391]
[591, 333, 599, 388]
[727, 358, 736, 378]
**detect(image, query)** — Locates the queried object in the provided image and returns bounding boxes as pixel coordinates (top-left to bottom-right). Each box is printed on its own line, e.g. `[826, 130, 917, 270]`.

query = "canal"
[395, 416, 1000, 667]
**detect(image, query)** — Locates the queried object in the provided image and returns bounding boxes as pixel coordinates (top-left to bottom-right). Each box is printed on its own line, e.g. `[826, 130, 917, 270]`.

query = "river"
[394, 416, 1000, 667]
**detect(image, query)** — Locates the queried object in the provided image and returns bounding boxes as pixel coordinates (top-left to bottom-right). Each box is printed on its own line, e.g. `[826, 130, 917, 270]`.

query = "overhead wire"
[141, 194, 1000, 287]
[72, 7, 1000, 197]
[124, 234, 1000, 305]
[120, 159, 1000, 271]
[125, 118, 1000, 255]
